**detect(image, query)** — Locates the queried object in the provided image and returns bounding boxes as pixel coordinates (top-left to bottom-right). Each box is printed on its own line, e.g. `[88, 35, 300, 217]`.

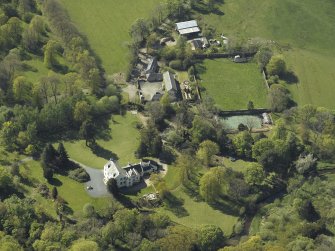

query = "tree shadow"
[209, 195, 242, 217]
[163, 192, 189, 218]
[49, 177, 63, 187]
[282, 70, 299, 84]
[89, 142, 118, 161]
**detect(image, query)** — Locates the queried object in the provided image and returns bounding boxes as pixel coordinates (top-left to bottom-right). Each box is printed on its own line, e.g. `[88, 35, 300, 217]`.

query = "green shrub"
[68, 168, 90, 183]
[169, 60, 183, 70]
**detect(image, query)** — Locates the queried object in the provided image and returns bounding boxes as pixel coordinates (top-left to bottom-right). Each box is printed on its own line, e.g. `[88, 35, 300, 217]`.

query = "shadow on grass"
[163, 192, 189, 218]
[209, 195, 242, 217]
[282, 70, 299, 84]
[89, 142, 118, 161]
[49, 177, 63, 187]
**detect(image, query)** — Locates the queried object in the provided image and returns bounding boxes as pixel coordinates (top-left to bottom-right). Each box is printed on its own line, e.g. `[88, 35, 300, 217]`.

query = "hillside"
[203, 0, 335, 108]
[61, 0, 160, 75]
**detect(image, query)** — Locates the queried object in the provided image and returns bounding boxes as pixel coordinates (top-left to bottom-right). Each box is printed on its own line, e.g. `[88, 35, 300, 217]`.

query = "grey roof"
[146, 73, 163, 82]
[176, 20, 198, 30]
[145, 57, 157, 74]
[192, 39, 203, 49]
[163, 71, 177, 91]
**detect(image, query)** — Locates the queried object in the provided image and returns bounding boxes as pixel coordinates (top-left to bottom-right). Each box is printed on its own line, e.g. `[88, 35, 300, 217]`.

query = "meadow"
[203, 0, 335, 108]
[64, 112, 140, 168]
[61, 0, 160, 75]
[199, 59, 267, 110]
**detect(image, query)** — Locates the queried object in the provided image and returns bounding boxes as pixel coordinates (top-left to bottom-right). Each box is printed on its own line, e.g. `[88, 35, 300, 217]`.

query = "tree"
[13, 76, 32, 103]
[268, 85, 293, 112]
[256, 47, 273, 70]
[196, 140, 219, 167]
[51, 187, 58, 200]
[245, 163, 266, 187]
[74, 101, 91, 123]
[247, 101, 254, 110]
[295, 154, 317, 175]
[266, 55, 287, 77]
[44, 40, 59, 69]
[57, 143, 69, 166]
[233, 131, 254, 158]
[198, 225, 224, 251]
[107, 178, 119, 197]
[137, 122, 162, 158]
[41, 144, 58, 170]
[199, 167, 225, 203]
[83, 203, 95, 218]
[130, 18, 149, 44]
[79, 120, 96, 146]
[191, 116, 216, 144]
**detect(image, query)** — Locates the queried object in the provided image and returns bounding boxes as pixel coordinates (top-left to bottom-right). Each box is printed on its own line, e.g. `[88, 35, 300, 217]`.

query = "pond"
[221, 115, 263, 130]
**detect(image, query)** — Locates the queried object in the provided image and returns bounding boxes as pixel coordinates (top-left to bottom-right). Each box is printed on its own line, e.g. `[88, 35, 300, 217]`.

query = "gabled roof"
[163, 71, 177, 92]
[176, 20, 198, 30]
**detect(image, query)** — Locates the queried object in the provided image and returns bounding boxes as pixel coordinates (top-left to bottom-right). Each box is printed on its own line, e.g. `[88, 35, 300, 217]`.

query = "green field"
[204, 0, 335, 108]
[61, 0, 160, 74]
[199, 59, 267, 110]
[157, 187, 238, 236]
[64, 113, 140, 168]
[22, 160, 108, 214]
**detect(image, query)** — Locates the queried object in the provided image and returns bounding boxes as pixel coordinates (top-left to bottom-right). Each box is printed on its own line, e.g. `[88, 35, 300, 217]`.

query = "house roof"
[192, 39, 203, 49]
[176, 20, 198, 30]
[145, 57, 157, 73]
[163, 71, 177, 91]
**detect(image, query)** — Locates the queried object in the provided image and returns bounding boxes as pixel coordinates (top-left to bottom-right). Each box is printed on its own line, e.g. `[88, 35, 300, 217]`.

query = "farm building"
[191, 37, 209, 50]
[145, 57, 158, 74]
[175, 20, 200, 36]
[163, 71, 180, 101]
[146, 73, 163, 82]
[103, 159, 158, 188]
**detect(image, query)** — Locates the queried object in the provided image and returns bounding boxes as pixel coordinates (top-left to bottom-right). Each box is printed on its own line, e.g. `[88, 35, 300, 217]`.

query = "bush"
[169, 60, 183, 70]
[68, 168, 90, 183]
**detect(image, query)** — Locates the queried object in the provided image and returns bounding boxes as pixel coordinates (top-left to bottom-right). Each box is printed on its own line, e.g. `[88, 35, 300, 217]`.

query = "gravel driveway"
[70, 160, 109, 198]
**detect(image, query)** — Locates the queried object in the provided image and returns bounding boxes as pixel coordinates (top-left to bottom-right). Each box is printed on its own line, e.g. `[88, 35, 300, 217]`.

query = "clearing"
[199, 59, 267, 110]
[64, 112, 140, 168]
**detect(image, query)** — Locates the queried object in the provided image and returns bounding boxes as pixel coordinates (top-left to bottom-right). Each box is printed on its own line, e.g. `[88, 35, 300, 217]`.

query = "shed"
[175, 20, 200, 36]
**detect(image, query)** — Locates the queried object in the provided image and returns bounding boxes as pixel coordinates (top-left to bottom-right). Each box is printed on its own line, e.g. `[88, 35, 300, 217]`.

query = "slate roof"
[163, 71, 177, 92]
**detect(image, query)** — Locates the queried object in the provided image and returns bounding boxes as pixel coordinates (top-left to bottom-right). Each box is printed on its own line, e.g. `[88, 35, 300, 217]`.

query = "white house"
[104, 159, 158, 188]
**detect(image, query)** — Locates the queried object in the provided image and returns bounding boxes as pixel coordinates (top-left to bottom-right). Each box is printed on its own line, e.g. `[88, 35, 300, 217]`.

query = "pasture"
[199, 59, 267, 110]
[61, 0, 160, 74]
[204, 0, 335, 108]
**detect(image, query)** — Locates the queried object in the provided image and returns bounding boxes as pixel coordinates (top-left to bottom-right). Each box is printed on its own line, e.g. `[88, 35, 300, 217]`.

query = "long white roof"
[176, 20, 198, 30]
[179, 27, 200, 35]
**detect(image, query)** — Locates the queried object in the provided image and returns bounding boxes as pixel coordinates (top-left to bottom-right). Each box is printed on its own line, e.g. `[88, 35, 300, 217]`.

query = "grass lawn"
[203, 0, 335, 108]
[21, 160, 108, 215]
[64, 112, 140, 168]
[22, 58, 50, 84]
[61, 0, 160, 74]
[157, 187, 238, 236]
[223, 157, 253, 174]
[199, 59, 267, 110]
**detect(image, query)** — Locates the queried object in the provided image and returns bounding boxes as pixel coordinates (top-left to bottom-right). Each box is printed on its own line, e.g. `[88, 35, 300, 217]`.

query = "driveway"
[70, 160, 109, 198]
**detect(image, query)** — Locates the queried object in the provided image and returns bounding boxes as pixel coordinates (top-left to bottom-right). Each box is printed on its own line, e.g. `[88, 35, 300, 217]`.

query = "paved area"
[71, 160, 109, 198]
[139, 82, 163, 100]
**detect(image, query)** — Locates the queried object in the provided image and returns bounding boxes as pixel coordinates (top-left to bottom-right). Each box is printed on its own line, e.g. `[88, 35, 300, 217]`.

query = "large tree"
[196, 140, 219, 167]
